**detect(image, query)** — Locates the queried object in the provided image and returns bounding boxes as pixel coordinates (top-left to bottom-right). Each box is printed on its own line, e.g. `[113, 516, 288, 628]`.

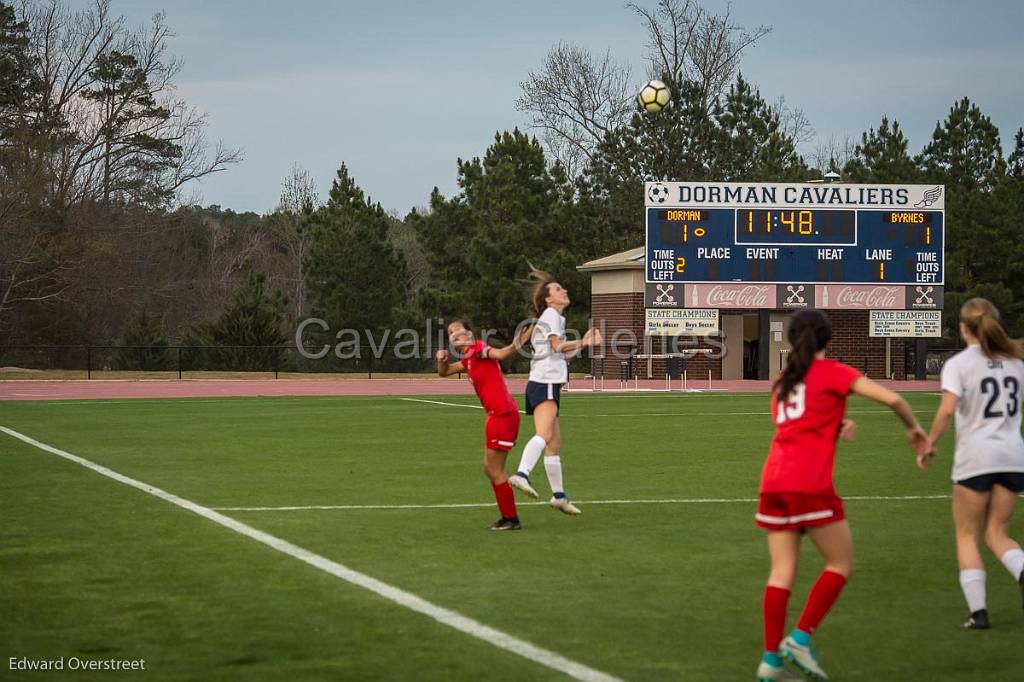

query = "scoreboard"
[645, 182, 944, 286]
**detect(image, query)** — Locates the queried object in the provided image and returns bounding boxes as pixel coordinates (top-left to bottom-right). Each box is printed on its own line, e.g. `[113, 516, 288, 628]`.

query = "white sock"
[959, 569, 987, 613]
[516, 436, 546, 477]
[1000, 547, 1024, 581]
[544, 455, 564, 495]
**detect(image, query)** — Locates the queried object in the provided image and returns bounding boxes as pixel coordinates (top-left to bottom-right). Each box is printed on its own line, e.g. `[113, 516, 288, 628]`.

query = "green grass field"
[1, 392, 1021, 681]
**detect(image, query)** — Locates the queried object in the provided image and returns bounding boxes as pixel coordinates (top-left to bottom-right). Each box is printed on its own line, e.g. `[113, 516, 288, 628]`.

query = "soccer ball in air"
[637, 80, 671, 113]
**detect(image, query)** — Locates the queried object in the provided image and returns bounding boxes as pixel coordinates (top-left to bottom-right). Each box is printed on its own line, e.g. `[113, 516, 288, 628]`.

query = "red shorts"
[755, 493, 845, 532]
[485, 411, 520, 452]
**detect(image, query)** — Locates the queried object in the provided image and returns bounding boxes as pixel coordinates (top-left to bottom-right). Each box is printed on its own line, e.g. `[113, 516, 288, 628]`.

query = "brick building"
[578, 247, 928, 381]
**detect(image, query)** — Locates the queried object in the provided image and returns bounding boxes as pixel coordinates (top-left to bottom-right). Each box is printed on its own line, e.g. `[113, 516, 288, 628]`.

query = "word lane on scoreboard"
[645, 183, 945, 286]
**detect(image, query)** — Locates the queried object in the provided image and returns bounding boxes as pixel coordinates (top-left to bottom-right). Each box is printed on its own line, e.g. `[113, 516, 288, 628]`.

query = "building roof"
[576, 246, 645, 272]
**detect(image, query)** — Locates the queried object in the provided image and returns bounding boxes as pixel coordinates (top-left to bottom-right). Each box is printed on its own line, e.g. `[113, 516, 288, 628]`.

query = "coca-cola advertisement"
[814, 285, 903, 309]
[683, 283, 776, 309]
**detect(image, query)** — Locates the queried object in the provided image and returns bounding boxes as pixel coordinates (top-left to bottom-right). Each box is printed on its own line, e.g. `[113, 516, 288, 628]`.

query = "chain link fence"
[0, 345, 596, 380]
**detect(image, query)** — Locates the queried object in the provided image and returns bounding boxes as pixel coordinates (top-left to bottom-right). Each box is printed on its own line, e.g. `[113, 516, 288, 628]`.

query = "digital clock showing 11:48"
[736, 209, 857, 245]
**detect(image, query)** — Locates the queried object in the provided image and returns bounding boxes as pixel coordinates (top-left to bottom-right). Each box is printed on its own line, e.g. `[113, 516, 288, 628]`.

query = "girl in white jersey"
[509, 269, 601, 514]
[924, 298, 1024, 629]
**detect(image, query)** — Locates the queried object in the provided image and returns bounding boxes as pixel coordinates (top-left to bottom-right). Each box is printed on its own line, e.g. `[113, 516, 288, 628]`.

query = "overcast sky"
[66, 0, 1024, 215]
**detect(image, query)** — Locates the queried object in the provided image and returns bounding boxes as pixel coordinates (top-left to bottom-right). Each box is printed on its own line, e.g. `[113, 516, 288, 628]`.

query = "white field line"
[401, 397, 527, 415]
[570, 389, 935, 396]
[401, 397, 486, 410]
[38, 396, 355, 406]
[400, 398, 895, 418]
[573, 410, 894, 417]
[0, 425, 624, 682]
[215, 494, 952, 512]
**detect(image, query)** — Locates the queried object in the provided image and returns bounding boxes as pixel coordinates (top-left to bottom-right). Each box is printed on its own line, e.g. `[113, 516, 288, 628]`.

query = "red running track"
[0, 378, 940, 401]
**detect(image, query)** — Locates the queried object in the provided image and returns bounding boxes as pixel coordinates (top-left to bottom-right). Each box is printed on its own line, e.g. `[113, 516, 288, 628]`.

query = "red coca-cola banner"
[814, 285, 903, 309]
[676, 283, 938, 310]
[682, 283, 777, 309]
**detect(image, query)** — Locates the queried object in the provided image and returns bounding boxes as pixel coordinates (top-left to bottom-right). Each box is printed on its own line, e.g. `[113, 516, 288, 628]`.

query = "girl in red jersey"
[436, 319, 525, 531]
[756, 309, 932, 682]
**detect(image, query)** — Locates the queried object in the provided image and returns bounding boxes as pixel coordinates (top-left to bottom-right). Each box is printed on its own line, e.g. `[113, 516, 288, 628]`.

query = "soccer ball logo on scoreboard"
[648, 183, 670, 204]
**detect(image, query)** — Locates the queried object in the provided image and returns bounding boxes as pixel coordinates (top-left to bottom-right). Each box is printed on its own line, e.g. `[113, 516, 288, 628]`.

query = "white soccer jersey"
[940, 344, 1024, 481]
[529, 307, 568, 384]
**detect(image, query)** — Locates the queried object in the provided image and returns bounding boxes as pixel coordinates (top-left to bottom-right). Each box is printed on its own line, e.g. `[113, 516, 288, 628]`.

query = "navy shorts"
[956, 472, 1024, 493]
[525, 381, 562, 415]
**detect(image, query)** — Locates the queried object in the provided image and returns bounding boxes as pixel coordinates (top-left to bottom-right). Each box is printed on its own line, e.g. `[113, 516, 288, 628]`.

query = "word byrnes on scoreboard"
[645, 182, 945, 286]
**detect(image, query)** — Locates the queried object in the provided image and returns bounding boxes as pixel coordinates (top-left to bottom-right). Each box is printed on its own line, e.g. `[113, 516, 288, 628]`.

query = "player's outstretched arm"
[922, 391, 958, 469]
[550, 327, 603, 357]
[486, 329, 531, 362]
[849, 376, 933, 459]
[435, 350, 465, 378]
[487, 343, 519, 362]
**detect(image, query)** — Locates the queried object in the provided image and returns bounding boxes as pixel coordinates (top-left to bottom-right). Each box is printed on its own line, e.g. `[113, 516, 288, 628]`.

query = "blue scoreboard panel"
[645, 183, 945, 285]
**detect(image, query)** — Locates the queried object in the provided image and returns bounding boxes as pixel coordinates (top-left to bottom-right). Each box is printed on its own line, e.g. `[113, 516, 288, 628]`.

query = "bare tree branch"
[272, 164, 320, 320]
[631, 0, 770, 113]
[771, 95, 814, 146]
[807, 134, 857, 176]
[518, 1, 771, 174]
[516, 42, 632, 178]
[18, 0, 241, 210]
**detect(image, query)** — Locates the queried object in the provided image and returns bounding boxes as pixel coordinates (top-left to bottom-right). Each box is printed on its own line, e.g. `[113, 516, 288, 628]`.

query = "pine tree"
[80, 50, 181, 205]
[0, 1, 36, 129]
[712, 73, 807, 182]
[920, 97, 1005, 191]
[986, 129, 1024, 336]
[305, 164, 408, 361]
[199, 266, 288, 371]
[582, 74, 808, 247]
[1008, 128, 1024, 180]
[114, 305, 169, 370]
[842, 116, 918, 183]
[414, 129, 609, 340]
[919, 98, 1017, 337]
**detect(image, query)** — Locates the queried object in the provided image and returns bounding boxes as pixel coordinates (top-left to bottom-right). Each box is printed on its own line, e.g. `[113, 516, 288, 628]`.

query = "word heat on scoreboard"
[645, 182, 945, 286]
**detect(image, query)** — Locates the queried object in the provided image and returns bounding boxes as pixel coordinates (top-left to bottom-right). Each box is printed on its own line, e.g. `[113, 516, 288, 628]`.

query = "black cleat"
[960, 609, 990, 630]
[488, 517, 522, 531]
[1019, 571, 1024, 615]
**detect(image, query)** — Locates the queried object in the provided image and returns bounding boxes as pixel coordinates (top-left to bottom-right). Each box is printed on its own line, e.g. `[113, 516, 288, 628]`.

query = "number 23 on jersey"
[980, 375, 1020, 418]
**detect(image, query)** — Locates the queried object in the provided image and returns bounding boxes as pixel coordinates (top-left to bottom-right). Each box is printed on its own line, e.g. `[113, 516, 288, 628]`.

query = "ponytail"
[960, 298, 1023, 360]
[774, 309, 833, 399]
[528, 265, 556, 316]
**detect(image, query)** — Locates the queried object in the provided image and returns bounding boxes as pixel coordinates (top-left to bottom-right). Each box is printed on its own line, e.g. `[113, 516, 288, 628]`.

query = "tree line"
[2, 0, 1021, 368]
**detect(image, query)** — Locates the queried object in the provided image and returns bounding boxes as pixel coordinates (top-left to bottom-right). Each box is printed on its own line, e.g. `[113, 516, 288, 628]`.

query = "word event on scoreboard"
[645, 182, 945, 286]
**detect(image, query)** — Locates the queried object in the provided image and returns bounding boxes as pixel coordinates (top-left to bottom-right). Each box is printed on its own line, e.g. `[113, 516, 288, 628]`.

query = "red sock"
[492, 481, 518, 519]
[763, 586, 790, 652]
[796, 571, 847, 634]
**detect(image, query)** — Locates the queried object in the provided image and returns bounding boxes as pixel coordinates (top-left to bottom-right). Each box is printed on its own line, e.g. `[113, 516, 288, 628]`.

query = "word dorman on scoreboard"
[645, 182, 944, 287]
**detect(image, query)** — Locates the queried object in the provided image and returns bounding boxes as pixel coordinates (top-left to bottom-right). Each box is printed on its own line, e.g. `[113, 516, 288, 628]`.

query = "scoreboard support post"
[915, 338, 927, 380]
[758, 311, 771, 381]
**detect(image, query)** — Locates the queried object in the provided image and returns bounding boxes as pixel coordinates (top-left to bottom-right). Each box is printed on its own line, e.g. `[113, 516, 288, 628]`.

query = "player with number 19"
[923, 298, 1024, 630]
[755, 309, 932, 682]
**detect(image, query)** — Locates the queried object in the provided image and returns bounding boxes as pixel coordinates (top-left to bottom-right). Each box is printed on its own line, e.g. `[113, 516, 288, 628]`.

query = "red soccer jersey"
[759, 359, 862, 495]
[462, 340, 519, 416]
